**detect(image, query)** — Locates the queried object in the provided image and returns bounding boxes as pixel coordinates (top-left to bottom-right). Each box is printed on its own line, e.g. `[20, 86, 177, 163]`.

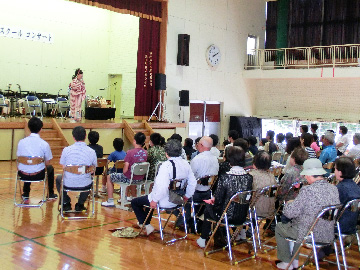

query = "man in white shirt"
[347, 133, 360, 159]
[225, 130, 239, 149]
[209, 134, 221, 158]
[17, 117, 57, 201]
[336, 126, 351, 156]
[131, 139, 196, 235]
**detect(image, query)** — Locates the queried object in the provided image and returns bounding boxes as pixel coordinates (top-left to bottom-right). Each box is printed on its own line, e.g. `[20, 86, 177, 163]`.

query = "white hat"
[300, 158, 327, 176]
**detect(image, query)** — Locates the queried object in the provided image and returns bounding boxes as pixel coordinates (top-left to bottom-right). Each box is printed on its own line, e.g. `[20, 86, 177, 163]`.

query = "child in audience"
[276, 133, 286, 154]
[301, 133, 317, 159]
[101, 138, 126, 193]
[88, 131, 104, 176]
[258, 138, 267, 151]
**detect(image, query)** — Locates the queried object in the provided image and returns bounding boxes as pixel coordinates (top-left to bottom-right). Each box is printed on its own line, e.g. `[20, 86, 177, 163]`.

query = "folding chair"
[282, 153, 290, 165]
[117, 162, 150, 210]
[14, 156, 47, 207]
[270, 164, 284, 181]
[335, 198, 360, 269]
[111, 160, 124, 194]
[138, 179, 188, 244]
[58, 165, 95, 220]
[190, 175, 218, 233]
[144, 161, 164, 195]
[203, 190, 257, 265]
[57, 97, 70, 118]
[94, 158, 107, 198]
[272, 152, 282, 162]
[251, 184, 279, 250]
[323, 162, 335, 170]
[26, 95, 43, 118]
[0, 94, 9, 117]
[284, 204, 343, 270]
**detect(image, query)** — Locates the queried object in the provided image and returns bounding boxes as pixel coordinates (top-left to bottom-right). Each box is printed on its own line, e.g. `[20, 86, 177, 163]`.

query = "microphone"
[114, 82, 117, 85]
[99, 88, 105, 91]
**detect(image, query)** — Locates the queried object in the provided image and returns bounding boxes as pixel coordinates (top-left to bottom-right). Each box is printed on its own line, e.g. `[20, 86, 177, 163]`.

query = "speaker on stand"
[148, 73, 167, 122]
[179, 90, 189, 123]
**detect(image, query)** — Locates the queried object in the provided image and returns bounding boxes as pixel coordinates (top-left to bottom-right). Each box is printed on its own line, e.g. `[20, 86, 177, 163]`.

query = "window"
[247, 35, 257, 55]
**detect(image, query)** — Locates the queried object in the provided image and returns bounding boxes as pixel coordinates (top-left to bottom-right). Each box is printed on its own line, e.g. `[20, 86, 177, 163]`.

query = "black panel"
[177, 34, 190, 66]
[229, 116, 262, 139]
[179, 90, 189, 106]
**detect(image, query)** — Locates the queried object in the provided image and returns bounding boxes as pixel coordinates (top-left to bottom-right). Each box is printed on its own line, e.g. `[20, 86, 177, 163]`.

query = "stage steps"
[123, 120, 154, 148]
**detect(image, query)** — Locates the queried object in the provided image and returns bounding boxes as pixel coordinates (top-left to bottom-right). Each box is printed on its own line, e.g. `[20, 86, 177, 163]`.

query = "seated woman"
[250, 151, 277, 218]
[196, 146, 253, 248]
[300, 133, 317, 159]
[277, 147, 308, 202]
[147, 133, 167, 180]
[275, 159, 340, 269]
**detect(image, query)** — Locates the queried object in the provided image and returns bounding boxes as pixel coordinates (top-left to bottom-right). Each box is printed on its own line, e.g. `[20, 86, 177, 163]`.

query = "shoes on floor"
[48, 194, 58, 200]
[101, 201, 115, 207]
[62, 202, 72, 212]
[75, 203, 87, 212]
[196, 237, 206, 248]
[276, 261, 293, 270]
[100, 186, 107, 193]
[145, 224, 155, 235]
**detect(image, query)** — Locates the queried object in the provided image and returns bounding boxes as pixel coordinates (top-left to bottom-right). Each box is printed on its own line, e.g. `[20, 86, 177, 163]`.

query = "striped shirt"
[17, 133, 52, 173]
[60, 142, 97, 188]
[305, 146, 317, 159]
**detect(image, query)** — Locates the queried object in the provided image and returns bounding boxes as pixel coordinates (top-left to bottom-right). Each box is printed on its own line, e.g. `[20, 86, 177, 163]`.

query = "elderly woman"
[131, 139, 196, 235]
[147, 133, 167, 180]
[275, 158, 340, 269]
[196, 146, 253, 248]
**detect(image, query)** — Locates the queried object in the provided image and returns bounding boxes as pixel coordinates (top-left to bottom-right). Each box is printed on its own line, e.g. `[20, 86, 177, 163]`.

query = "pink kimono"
[70, 78, 86, 120]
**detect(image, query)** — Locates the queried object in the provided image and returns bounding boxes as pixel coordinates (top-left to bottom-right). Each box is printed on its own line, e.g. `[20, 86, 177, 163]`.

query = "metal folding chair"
[144, 161, 164, 195]
[58, 165, 95, 220]
[272, 152, 282, 162]
[0, 94, 9, 117]
[335, 198, 360, 269]
[138, 179, 188, 244]
[26, 95, 43, 118]
[282, 153, 290, 165]
[57, 97, 70, 118]
[94, 158, 107, 198]
[190, 175, 218, 233]
[252, 184, 279, 250]
[14, 156, 47, 207]
[284, 204, 343, 270]
[323, 162, 335, 170]
[270, 164, 284, 181]
[203, 190, 257, 265]
[117, 162, 150, 210]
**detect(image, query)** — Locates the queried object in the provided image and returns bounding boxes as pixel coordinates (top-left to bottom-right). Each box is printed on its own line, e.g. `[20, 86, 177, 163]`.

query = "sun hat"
[300, 158, 327, 176]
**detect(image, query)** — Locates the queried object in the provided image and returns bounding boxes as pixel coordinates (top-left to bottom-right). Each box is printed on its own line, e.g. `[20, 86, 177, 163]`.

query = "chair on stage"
[117, 162, 150, 210]
[138, 178, 188, 244]
[94, 158, 107, 198]
[283, 204, 343, 270]
[14, 156, 47, 207]
[58, 165, 95, 220]
[190, 175, 218, 233]
[144, 161, 164, 195]
[57, 97, 70, 118]
[0, 94, 9, 117]
[203, 189, 257, 265]
[26, 95, 43, 118]
[335, 198, 360, 269]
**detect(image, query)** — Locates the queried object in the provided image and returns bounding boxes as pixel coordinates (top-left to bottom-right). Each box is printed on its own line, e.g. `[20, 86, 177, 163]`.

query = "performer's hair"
[75, 68, 83, 77]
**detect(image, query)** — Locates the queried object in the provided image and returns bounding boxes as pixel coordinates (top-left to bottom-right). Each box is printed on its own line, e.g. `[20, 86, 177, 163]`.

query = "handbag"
[168, 160, 185, 205]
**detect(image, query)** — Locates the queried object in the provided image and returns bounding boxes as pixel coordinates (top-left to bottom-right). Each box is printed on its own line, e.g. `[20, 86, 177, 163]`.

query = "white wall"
[165, 0, 266, 140]
[0, 0, 138, 118]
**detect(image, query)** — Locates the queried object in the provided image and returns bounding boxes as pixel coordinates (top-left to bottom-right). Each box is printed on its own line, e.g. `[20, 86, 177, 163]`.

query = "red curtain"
[134, 18, 160, 116]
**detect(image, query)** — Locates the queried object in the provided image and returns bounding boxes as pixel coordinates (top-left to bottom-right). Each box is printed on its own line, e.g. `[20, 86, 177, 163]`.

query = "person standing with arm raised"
[69, 68, 86, 122]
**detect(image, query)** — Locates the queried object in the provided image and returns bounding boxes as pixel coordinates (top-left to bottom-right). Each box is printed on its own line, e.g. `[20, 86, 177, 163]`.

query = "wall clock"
[206, 44, 221, 67]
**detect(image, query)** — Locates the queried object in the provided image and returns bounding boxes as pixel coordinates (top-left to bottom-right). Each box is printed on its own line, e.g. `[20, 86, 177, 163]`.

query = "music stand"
[148, 90, 167, 122]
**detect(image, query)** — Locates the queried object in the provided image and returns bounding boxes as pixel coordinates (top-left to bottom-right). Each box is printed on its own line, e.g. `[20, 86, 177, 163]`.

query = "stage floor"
[2, 160, 358, 269]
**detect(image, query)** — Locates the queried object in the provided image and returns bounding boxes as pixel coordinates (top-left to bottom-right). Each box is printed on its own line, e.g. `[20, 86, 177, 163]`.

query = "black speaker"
[155, 73, 166, 90]
[179, 90, 189, 106]
[177, 34, 190, 66]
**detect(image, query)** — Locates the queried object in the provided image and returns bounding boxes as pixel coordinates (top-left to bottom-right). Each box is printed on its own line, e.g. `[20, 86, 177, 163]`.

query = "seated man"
[17, 117, 57, 201]
[346, 133, 360, 159]
[131, 139, 196, 235]
[275, 159, 340, 269]
[319, 131, 337, 175]
[56, 126, 97, 211]
[101, 132, 147, 207]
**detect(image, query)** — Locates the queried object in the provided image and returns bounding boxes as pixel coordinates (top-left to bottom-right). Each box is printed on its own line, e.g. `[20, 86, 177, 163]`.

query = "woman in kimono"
[69, 68, 86, 121]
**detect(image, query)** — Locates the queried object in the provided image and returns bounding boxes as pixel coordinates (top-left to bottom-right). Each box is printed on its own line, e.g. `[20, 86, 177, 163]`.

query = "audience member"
[196, 146, 253, 248]
[226, 130, 239, 148]
[56, 126, 97, 211]
[147, 133, 167, 180]
[101, 132, 147, 207]
[299, 124, 308, 134]
[283, 137, 301, 174]
[183, 137, 195, 160]
[190, 137, 202, 160]
[17, 117, 57, 201]
[275, 158, 340, 269]
[285, 132, 293, 143]
[300, 133, 316, 159]
[264, 130, 277, 154]
[131, 139, 196, 235]
[209, 134, 220, 158]
[248, 136, 258, 155]
[88, 131, 104, 177]
[310, 123, 318, 135]
[310, 134, 321, 153]
[276, 133, 286, 154]
[319, 131, 337, 174]
[336, 126, 351, 156]
[233, 138, 253, 168]
[347, 133, 360, 159]
[258, 138, 267, 151]
[170, 133, 187, 159]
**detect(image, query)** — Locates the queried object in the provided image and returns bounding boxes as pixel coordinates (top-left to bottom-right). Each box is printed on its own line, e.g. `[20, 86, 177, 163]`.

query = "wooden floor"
[2, 161, 359, 269]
